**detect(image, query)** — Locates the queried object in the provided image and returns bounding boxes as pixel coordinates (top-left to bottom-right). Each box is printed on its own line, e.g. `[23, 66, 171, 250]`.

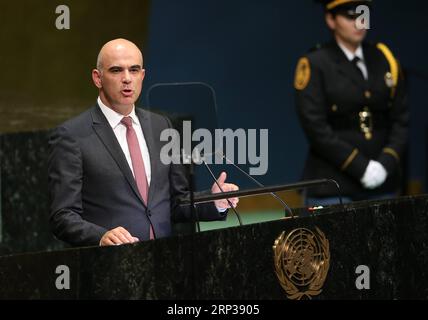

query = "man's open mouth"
[122, 89, 133, 96]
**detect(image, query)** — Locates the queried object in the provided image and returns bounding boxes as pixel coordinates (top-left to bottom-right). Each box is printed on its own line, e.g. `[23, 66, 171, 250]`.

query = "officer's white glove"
[360, 160, 388, 189]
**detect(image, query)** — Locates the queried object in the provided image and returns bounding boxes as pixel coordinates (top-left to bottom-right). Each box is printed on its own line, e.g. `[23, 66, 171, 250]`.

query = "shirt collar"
[97, 97, 140, 129]
[337, 41, 365, 62]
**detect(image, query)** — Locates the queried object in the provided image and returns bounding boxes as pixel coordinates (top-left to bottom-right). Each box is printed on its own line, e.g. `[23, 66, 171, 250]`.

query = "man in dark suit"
[294, 0, 408, 205]
[48, 38, 239, 247]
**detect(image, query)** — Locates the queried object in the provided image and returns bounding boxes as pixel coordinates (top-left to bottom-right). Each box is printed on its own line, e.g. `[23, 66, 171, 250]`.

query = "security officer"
[295, 0, 408, 205]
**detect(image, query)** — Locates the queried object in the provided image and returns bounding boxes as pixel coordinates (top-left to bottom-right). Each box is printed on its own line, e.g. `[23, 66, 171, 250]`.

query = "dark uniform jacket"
[294, 41, 408, 198]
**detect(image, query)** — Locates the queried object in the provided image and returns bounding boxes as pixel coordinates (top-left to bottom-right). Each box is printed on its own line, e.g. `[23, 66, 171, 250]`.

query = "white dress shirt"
[97, 97, 152, 185]
[337, 42, 368, 80]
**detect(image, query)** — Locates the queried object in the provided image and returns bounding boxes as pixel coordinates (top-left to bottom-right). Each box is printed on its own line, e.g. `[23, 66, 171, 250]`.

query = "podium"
[0, 194, 428, 299]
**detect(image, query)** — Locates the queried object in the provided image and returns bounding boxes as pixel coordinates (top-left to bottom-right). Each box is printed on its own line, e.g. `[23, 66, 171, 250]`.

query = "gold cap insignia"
[294, 57, 311, 90]
[273, 227, 330, 300]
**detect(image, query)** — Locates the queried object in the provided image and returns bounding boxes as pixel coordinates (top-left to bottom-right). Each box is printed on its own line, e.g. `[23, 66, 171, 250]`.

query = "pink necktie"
[121, 116, 154, 240]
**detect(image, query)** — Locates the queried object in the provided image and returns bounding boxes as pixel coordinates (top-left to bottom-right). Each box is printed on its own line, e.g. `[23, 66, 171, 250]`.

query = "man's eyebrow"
[107, 65, 142, 71]
[108, 66, 123, 71]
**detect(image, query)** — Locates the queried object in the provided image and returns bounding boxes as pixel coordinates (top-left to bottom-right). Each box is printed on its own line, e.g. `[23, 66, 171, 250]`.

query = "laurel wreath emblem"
[273, 227, 330, 300]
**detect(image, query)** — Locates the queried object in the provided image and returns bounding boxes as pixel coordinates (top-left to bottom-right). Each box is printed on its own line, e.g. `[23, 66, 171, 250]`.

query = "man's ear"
[92, 69, 102, 89]
[325, 12, 336, 31]
[141, 68, 146, 82]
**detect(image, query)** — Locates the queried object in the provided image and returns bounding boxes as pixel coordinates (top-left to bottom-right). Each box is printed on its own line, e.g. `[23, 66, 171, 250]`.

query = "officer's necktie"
[352, 56, 367, 80]
[121, 116, 155, 240]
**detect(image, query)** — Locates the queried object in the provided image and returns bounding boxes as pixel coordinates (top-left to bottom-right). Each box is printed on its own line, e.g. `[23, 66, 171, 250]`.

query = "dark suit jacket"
[295, 41, 408, 197]
[48, 104, 226, 246]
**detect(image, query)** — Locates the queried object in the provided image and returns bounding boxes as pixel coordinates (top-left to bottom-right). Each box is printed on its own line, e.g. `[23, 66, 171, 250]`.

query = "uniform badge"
[294, 57, 311, 90]
[273, 227, 330, 300]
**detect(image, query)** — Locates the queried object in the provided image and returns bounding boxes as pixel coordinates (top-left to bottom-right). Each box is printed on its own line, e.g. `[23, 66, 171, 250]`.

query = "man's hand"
[360, 160, 388, 189]
[211, 172, 239, 209]
[99, 226, 139, 246]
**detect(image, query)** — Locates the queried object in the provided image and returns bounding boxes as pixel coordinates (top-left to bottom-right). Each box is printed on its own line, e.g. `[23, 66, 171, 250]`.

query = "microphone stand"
[220, 153, 294, 218]
[201, 160, 243, 226]
[187, 151, 200, 233]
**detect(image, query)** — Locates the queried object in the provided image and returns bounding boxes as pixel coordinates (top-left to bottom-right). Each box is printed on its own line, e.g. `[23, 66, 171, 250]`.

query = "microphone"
[199, 156, 243, 226]
[188, 156, 201, 233]
[217, 151, 294, 218]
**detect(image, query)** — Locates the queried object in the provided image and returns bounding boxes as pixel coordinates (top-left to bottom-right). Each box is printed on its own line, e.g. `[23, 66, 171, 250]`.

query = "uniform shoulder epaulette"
[376, 42, 399, 98]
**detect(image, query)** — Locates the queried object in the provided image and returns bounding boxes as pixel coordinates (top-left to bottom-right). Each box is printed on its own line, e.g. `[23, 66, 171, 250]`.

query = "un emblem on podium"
[273, 227, 330, 300]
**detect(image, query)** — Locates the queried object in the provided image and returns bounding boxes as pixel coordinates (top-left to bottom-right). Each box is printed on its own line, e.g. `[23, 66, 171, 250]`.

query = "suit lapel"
[90, 105, 146, 207]
[330, 42, 367, 89]
[362, 43, 377, 90]
[135, 107, 158, 205]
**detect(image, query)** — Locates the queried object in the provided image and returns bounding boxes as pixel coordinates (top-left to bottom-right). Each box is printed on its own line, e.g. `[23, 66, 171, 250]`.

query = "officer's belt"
[328, 112, 389, 130]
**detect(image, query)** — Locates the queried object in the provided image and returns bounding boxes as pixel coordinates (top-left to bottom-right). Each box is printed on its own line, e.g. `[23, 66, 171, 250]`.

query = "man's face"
[93, 44, 145, 111]
[326, 12, 367, 46]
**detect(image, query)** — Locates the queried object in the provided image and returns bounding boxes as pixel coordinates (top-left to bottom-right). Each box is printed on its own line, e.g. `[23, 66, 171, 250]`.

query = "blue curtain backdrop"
[141, 0, 428, 190]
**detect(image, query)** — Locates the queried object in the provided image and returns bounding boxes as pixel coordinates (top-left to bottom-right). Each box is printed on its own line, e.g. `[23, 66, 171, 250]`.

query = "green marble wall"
[0, 0, 150, 133]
